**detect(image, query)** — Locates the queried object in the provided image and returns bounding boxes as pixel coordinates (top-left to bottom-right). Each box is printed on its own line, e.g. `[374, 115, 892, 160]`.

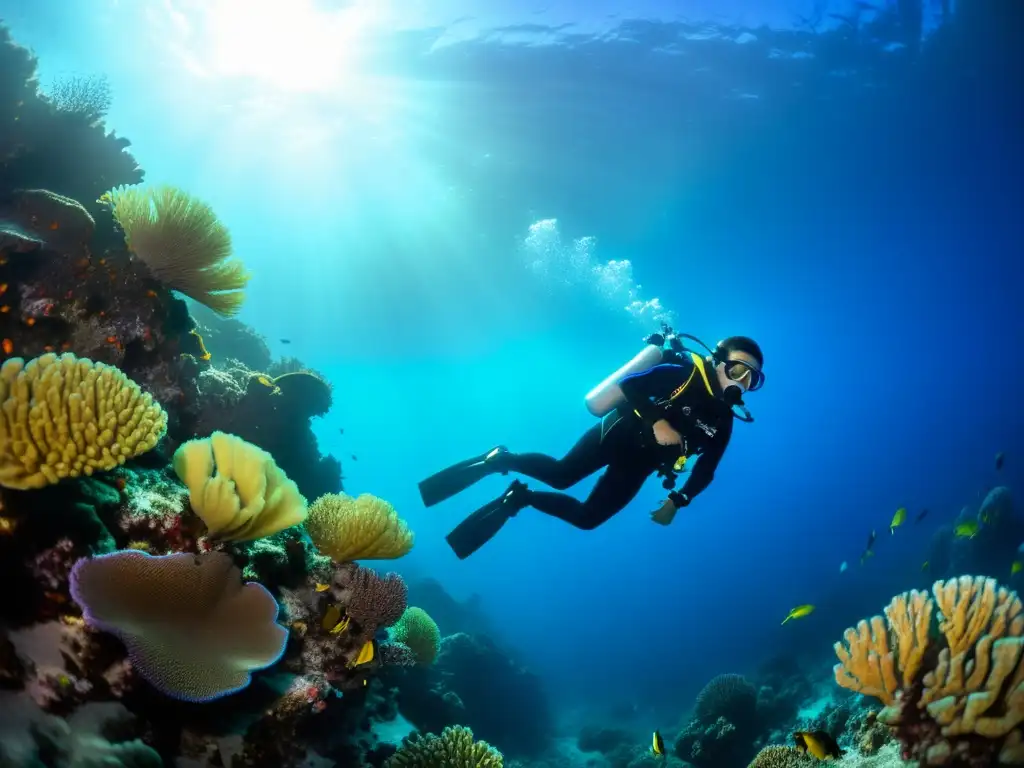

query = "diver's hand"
[652, 419, 683, 446]
[650, 501, 677, 526]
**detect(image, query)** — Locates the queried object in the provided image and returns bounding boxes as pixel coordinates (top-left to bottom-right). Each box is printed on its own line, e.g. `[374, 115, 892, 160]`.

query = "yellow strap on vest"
[668, 353, 715, 402]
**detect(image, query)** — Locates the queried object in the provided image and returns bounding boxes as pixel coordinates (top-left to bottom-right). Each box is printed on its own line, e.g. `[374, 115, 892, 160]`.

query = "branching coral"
[102, 184, 250, 317]
[306, 492, 414, 561]
[392, 607, 441, 666]
[332, 562, 408, 631]
[834, 575, 1024, 765]
[172, 430, 308, 542]
[69, 550, 288, 702]
[0, 353, 167, 489]
[386, 725, 503, 768]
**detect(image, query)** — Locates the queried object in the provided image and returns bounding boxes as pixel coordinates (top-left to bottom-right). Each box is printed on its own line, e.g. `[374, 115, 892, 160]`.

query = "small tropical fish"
[280, 338, 291, 344]
[651, 730, 665, 756]
[347, 640, 376, 668]
[1012, 561, 1022, 576]
[256, 375, 275, 387]
[321, 604, 344, 632]
[0, 516, 18, 535]
[2, 338, 13, 355]
[0, 283, 7, 294]
[351, 455, 358, 461]
[916, 509, 929, 523]
[890, 507, 907, 534]
[922, 561, 930, 571]
[315, 583, 331, 592]
[339, 427, 344, 435]
[996, 452, 1005, 471]
[839, 561, 848, 573]
[793, 730, 844, 759]
[866, 530, 876, 550]
[782, 605, 815, 625]
[954, 520, 980, 539]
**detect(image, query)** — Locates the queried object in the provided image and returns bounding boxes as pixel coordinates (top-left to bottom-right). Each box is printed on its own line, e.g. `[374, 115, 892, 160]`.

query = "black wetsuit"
[506, 356, 735, 529]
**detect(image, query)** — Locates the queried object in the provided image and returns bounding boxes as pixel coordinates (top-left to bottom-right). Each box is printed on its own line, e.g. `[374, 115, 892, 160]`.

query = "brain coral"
[0, 353, 167, 489]
[391, 606, 441, 666]
[306, 492, 414, 561]
[69, 550, 287, 702]
[694, 673, 759, 728]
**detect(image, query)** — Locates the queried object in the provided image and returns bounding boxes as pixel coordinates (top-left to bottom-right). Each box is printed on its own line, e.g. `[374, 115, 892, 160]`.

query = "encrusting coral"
[172, 430, 308, 542]
[0, 353, 167, 489]
[69, 549, 288, 701]
[103, 184, 251, 317]
[306, 492, 414, 561]
[834, 574, 1024, 765]
[386, 725, 504, 768]
[746, 745, 816, 767]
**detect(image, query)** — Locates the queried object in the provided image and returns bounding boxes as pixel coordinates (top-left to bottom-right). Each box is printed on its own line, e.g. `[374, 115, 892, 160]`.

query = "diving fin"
[446, 481, 528, 559]
[418, 447, 510, 507]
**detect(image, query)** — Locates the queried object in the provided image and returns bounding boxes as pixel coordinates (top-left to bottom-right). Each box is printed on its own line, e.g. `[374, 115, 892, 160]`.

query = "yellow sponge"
[172, 431, 307, 542]
[305, 492, 413, 561]
[0, 353, 167, 490]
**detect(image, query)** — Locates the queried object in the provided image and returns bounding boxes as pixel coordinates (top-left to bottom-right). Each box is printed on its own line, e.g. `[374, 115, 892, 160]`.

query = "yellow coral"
[0, 353, 166, 489]
[104, 184, 250, 317]
[172, 431, 307, 542]
[385, 725, 502, 768]
[836, 576, 1024, 764]
[392, 606, 440, 665]
[305, 492, 413, 561]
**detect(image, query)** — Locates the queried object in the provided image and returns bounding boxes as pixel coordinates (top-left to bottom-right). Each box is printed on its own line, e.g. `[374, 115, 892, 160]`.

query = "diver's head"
[712, 336, 764, 397]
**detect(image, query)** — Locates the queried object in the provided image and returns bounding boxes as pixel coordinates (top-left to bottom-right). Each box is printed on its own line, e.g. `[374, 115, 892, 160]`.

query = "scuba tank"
[584, 323, 756, 422]
[584, 343, 664, 417]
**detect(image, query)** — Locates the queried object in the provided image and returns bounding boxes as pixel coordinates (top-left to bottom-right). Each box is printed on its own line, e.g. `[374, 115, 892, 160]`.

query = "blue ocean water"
[3, 0, 1021, 747]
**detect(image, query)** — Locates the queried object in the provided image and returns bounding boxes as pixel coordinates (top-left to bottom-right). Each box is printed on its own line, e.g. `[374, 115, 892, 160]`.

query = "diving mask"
[724, 359, 764, 392]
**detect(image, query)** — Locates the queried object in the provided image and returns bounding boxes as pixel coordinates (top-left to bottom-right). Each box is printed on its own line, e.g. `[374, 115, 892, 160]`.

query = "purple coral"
[335, 564, 408, 631]
[69, 550, 287, 702]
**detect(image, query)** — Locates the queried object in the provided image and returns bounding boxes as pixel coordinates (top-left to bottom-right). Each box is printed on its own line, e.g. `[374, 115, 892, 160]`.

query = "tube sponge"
[305, 492, 413, 561]
[172, 431, 308, 542]
[0, 353, 167, 490]
[391, 606, 441, 666]
[385, 725, 503, 768]
[69, 550, 288, 702]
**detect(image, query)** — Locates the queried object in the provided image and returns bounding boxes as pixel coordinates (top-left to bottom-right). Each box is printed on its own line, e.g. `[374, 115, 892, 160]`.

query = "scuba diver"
[419, 326, 765, 559]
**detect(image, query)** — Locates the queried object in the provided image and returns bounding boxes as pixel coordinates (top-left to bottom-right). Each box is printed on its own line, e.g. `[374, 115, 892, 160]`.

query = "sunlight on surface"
[177, 0, 378, 93]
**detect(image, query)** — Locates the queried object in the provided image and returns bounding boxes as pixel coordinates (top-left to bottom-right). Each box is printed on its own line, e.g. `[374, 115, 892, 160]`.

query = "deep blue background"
[3, 0, 1021, 726]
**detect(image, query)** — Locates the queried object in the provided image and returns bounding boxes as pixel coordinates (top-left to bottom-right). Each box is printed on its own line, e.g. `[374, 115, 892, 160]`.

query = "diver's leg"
[418, 446, 512, 507]
[505, 423, 608, 490]
[525, 461, 650, 530]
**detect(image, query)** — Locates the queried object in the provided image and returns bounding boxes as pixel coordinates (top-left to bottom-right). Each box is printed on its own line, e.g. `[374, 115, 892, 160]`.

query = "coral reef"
[392, 608, 441, 666]
[834, 574, 1024, 765]
[672, 673, 761, 766]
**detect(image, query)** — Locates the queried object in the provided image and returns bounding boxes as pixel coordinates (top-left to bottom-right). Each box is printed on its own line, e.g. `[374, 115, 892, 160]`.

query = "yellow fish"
[651, 730, 665, 756]
[793, 730, 844, 759]
[921, 561, 930, 572]
[0, 516, 18, 535]
[315, 583, 331, 592]
[347, 640, 376, 668]
[321, 605, 351, 634]
[782, 605, 815, 625]
[890, 507, 906, 533]
[1012, 561, 1022, 576]
[954, 520, 979, 539]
